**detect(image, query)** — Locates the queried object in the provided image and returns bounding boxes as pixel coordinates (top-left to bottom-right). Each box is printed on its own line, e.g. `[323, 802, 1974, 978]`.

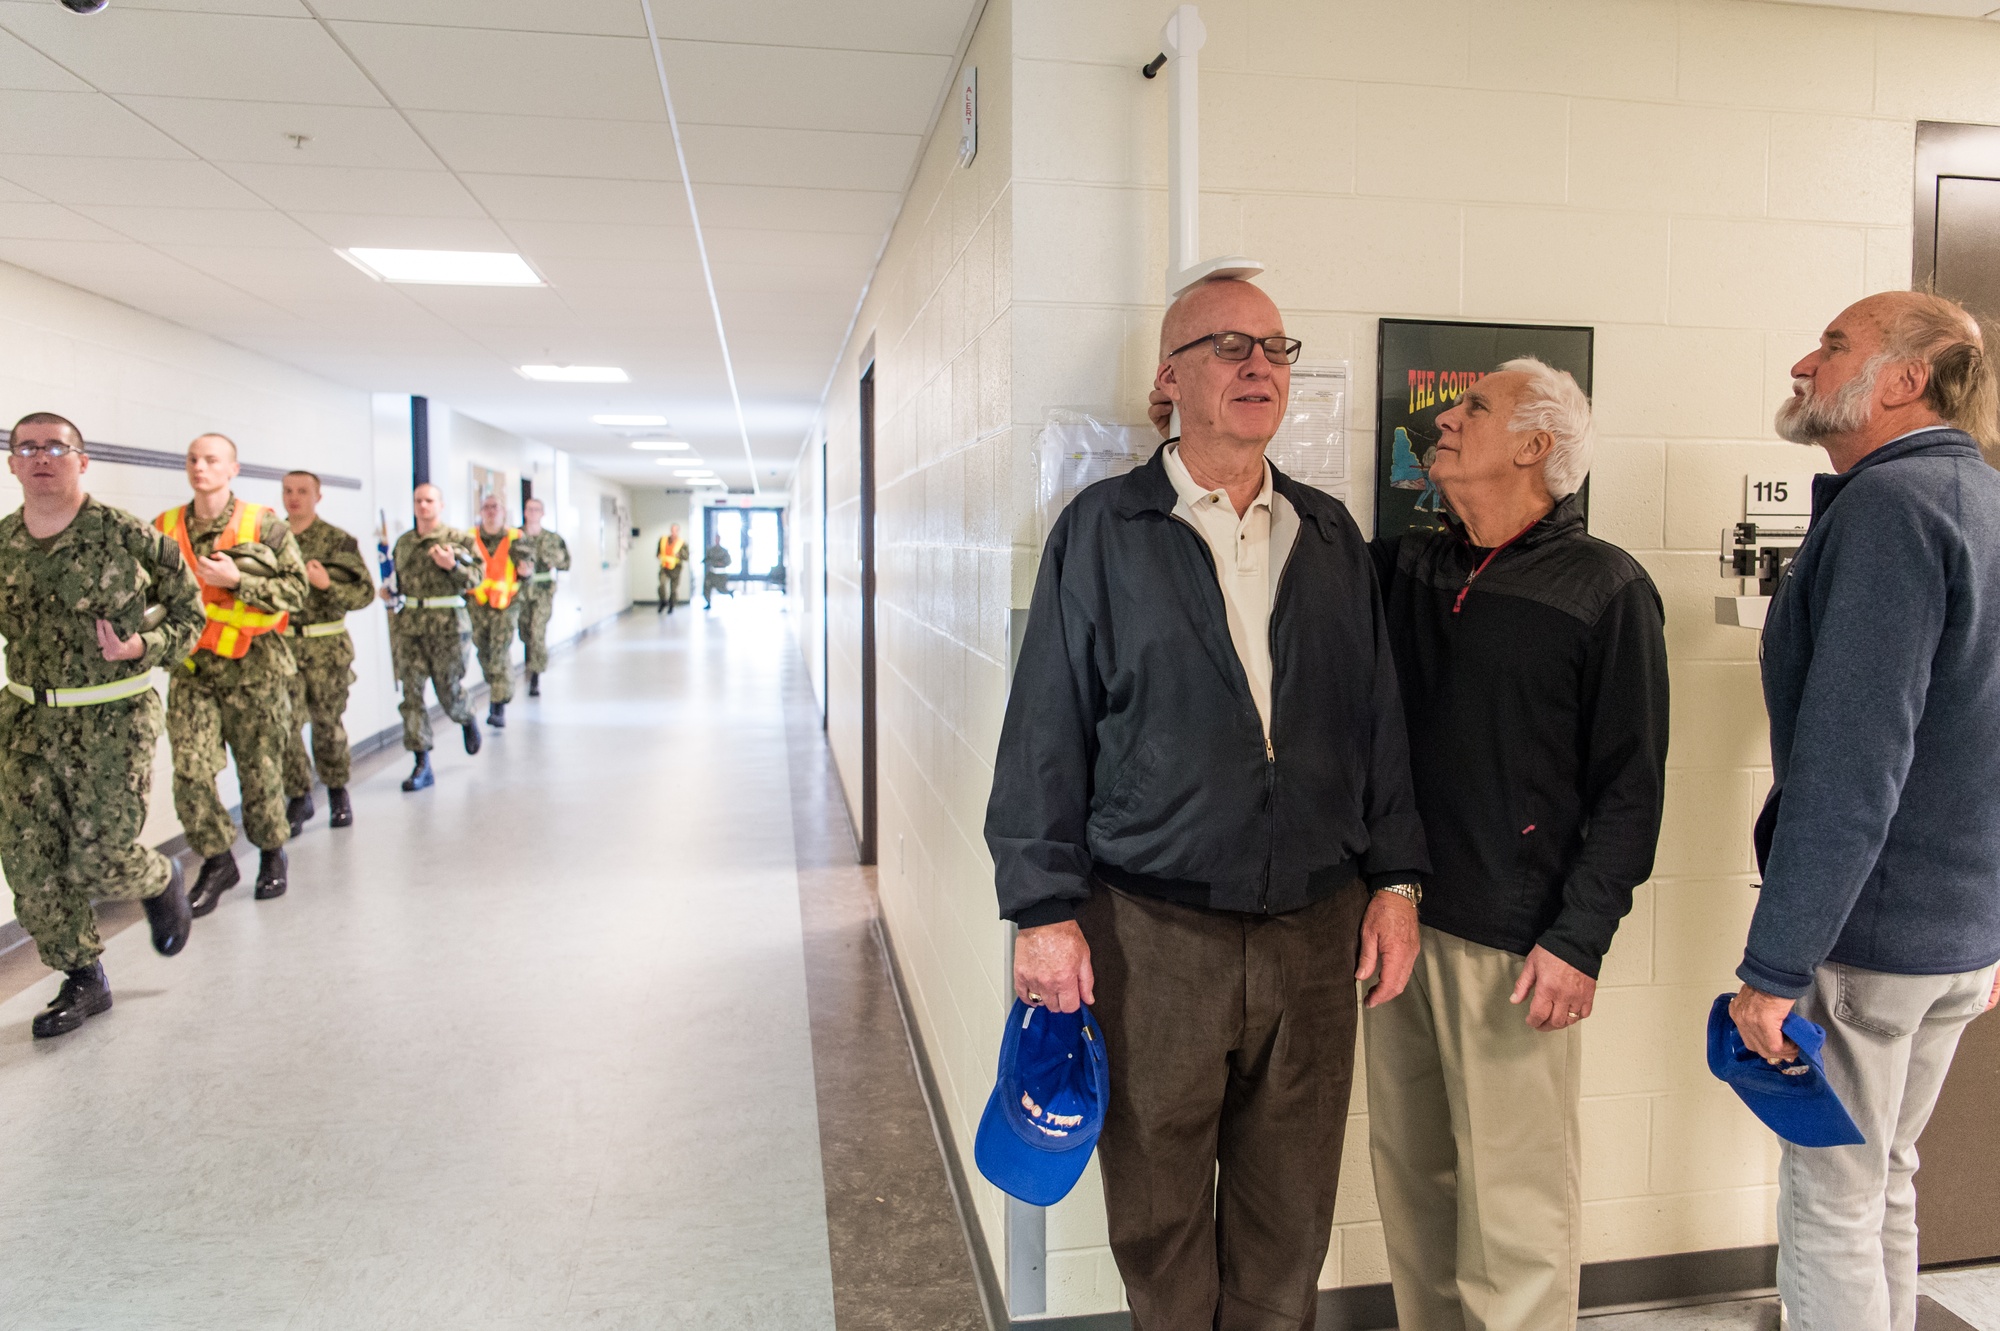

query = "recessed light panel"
[592, 414, 667, 427]
[631, 440, 691, 451]
[339, 248, 542, 286]
[519, 365, 628, 383]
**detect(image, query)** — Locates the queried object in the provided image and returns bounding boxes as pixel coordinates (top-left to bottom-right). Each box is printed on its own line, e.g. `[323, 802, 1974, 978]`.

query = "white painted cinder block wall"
[806, 0, 2000, 1316]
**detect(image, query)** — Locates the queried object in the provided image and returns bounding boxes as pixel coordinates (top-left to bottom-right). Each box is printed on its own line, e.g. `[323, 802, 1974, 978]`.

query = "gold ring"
[1027, 992, 1043, 1005]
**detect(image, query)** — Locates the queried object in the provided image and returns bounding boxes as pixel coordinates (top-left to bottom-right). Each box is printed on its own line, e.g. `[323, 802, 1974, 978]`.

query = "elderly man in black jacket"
[1367, 359, 1669, 1331]
[986, 277, 1429, 1330]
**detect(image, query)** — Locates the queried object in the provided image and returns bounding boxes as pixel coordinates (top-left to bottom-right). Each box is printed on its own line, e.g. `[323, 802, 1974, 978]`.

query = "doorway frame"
[1913, 120, 2000, 288]
[857, 362, 878, 867]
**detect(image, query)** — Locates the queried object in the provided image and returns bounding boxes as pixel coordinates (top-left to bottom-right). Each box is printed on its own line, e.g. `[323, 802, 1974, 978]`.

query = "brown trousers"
[1078, 879, 1367, 1331]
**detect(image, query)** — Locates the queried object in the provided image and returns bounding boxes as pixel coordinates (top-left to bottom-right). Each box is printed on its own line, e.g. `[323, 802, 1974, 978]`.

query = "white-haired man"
[1367, 360, 1668, 1330]
[1731, 291, 2000, 1331]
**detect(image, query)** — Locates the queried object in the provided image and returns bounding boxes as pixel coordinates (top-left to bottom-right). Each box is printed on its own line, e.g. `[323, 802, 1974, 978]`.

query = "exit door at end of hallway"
[702, 506, 787, 592]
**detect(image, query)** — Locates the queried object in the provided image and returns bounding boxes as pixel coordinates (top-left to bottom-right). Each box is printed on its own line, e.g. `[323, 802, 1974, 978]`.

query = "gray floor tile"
[1925, 1267, 2000, 1331]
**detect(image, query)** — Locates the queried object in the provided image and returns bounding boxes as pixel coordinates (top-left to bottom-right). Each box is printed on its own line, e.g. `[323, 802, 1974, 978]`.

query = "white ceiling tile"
[0, 154, 266, 208]
[0, 25, 89, 92]
[329, 22, 660, 119]
[498, 219, 692, 260]
[649, 0, 976, 57]
[0, 236, 205, 283]
[0, 176, 38, 202]
[405, 110, 677, 181]
[691, 183, 899, 235]
[118, 96, 441, 168]
[702, 226, 882, 269]
[0, 90, 194, 158]
[680, 125, 916, 193]
[310, 1, 646, 37]
[459, 174, 684, 225]
[531, 255, 705, 290]
[708, 261, 869, 296]
[73, 204, 322, 247]
[112, 0, 313, 15]
[217, 162, 486, 216]
[0, 200, 126, 242]
[0, 4, 385, 105]
[660, 42, 949, 136]
[288, 211, 515, 251]
[155, 242, 380, 293]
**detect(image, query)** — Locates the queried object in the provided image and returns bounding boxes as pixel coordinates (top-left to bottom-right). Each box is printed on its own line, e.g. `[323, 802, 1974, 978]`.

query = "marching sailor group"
[0, 413, 571, 1038]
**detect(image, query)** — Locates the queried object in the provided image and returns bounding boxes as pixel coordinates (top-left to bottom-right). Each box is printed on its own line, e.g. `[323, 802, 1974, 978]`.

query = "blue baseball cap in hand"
[1706, 993, 1864, 1148]
[975, 1000, 1110, 1206]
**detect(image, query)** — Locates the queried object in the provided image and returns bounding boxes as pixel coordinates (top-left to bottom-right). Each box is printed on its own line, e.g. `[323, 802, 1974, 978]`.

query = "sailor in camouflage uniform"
[466, 493, 535, 730]
[158, 434, 310, 915]
[514, 497, 570, 698]
[0, 413, 205, 1038]
[278, 470, 375, 834]
[384, 483, 483, 791]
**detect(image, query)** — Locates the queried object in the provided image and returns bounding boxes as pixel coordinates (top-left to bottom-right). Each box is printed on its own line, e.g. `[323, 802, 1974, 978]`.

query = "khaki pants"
[1779, 961, 1998, 1331]
[1364, 927, 1583, 1331]
[1078, 879, 1366, 1331]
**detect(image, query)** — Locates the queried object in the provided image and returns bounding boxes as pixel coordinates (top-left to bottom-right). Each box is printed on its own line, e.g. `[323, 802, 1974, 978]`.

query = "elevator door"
[1910, 121, 2000, 1267]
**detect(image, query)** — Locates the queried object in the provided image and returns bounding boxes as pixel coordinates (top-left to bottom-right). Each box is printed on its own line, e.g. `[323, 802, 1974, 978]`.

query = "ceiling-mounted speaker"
[59, 0, 109, 13]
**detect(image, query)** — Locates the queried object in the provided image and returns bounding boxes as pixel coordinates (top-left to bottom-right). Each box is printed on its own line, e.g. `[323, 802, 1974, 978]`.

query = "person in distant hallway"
[1730, 291, 2000, 1331]
[277, 470, 374, 835]
[384, 483, 482, 791]
[515, 497, 570, 696]
[656, 521, 687, 614]
[466, 493, 533, 729]
[158, 433, 309, 914]
[0, 413, 204, 1038]
[1362, 362, 1666, 1331]
[989, 277, 1428, 1330]
[702, 533, 732, 608]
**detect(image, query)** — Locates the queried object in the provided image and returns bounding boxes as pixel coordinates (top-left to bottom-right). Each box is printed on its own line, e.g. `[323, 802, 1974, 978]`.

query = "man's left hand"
[305, 559, 331, 590]
[1357, 891, 1420, 1008]
[195, 551, 241, 589]
[1511, 945, 1596, 1032]
[1729, 983, 1801, 1063]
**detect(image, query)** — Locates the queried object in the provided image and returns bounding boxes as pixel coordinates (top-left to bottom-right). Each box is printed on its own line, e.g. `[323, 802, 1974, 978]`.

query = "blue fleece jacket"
[1741, 428, 2000, 999]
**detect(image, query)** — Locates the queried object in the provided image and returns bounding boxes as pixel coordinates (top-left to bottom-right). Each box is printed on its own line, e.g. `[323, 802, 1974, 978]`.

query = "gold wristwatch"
[1375, 882, 1422, 907]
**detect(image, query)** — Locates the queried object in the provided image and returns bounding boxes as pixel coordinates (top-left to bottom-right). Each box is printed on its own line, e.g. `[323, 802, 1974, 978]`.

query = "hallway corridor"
[0, 603, 949, 1330]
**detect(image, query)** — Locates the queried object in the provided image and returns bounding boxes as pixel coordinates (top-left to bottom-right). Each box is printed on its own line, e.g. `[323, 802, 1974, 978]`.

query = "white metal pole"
[1162, 5, 1205, 300]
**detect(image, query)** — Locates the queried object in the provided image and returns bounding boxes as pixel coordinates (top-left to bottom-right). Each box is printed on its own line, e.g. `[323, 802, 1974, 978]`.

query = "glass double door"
[703, 507, 786, 589]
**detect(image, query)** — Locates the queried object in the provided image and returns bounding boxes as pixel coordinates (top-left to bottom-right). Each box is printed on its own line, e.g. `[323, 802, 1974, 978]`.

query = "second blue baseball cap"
[1706, 993, 1865, 1148]
[974, 1000, 1110, 1207]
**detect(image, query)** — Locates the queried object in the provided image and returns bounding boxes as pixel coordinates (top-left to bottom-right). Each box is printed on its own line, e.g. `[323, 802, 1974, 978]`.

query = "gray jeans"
[1778, 960, 1998, 1331]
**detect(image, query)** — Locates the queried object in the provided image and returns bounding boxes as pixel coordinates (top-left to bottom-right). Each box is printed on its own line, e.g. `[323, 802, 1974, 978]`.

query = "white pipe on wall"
[1160, 4, 1263, 299]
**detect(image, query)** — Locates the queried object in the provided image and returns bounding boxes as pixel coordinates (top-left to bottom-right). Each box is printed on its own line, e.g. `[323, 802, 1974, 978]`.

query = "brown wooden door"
[1911, 121, 2000, 1266]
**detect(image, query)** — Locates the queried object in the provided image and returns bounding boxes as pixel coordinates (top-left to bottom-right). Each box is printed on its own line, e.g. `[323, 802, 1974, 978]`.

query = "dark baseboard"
[1008, 1245, 1778, 1329]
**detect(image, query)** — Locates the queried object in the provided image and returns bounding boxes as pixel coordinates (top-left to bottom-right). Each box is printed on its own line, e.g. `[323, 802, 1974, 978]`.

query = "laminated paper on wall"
[1036, 410, 1158, 543]
[1267, 362, 1350, 500]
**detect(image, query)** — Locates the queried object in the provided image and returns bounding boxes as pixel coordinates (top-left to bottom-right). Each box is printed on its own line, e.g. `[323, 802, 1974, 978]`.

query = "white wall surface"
[627, 488, 698, 607]
[803, 0, 2000, 1319]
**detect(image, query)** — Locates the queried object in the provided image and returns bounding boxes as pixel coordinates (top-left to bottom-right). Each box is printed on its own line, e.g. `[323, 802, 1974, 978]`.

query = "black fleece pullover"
[1372, 495, 1669, 976]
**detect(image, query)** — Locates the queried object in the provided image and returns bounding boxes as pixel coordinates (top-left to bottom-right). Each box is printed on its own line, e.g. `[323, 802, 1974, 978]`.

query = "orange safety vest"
[471, 527, 522, 609]
[155, 500, 290, 659]
[658, 535, 686, 571]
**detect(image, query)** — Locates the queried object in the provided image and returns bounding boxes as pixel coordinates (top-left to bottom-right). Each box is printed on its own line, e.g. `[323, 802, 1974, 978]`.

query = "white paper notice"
[1265, 362, 1349, 500]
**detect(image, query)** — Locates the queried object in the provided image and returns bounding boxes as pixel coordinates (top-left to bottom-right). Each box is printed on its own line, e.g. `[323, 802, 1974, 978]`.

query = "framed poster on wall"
[1374, 319, 1594, 541]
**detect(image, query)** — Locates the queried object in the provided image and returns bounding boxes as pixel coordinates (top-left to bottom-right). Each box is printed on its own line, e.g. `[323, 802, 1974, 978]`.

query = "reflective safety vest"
[658, 535, 686, 571]
[471, 527, 521, 609]
[155, 501, 290, 659]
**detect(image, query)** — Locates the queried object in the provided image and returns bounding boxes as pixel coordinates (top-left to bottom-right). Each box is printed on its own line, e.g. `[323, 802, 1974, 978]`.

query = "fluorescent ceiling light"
[339, 248, 542, 286]
[656, 458, 705, 466]
[519, 365, 627, 383]
[631, 440, 690, 451]
[674, 470, 714, 478]
[592, 414, 667, 427]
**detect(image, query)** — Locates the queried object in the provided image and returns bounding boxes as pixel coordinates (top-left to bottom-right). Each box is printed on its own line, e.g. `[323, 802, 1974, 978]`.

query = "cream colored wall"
[0, 258, 387, 925]
[804, 0, 1018, 1277]
[801, 0, 2000, 1317]
[628, 488, 697, 606]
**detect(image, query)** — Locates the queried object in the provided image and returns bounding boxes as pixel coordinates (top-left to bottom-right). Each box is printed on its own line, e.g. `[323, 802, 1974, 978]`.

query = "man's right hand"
[429, 543, 458, 569]
[1014, 920, 1095, 1013]
[1147, 388, 1173, 439]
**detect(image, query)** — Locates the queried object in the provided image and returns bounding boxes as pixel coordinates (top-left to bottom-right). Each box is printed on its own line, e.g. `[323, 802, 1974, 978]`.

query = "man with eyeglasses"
[987, 277, 1428, 1328]
[0, 413, 205, 1037]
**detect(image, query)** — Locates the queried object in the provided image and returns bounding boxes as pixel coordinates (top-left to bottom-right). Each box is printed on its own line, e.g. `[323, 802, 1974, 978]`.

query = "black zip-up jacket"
[987, 449, 1429, 927]
[1371, 495, 1669, 976]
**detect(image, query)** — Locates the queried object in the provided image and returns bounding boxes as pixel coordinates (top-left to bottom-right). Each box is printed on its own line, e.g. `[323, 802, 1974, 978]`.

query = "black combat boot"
[142, 857, 192, 957]
[254, 848, 287, 900]
[528, 672, 540, 698]
[402, 752, 434, 792]
[462, 720, 482, 755]
[187, 852, 240, 917]
[285, 792, 314, 837]
[327, 787, 353, 828]
[32, 962, 112, 1039]
[487, 701, 506, 729]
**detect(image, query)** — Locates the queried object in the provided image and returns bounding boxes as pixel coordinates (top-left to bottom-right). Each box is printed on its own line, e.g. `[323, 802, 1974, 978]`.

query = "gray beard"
[1775, 359, 1880, 443]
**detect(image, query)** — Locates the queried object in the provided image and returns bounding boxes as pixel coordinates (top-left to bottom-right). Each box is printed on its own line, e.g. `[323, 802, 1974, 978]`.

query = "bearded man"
[1731, 291, 2000, 1331]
